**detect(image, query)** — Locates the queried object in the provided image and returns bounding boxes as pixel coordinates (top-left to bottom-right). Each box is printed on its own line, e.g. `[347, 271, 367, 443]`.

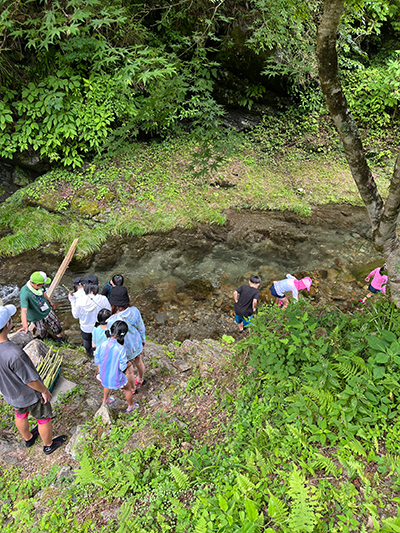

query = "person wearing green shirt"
[19, 271, 63, 341]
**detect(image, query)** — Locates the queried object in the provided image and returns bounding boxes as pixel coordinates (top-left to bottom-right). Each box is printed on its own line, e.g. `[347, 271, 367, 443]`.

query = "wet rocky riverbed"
[0, 205, 384, 345]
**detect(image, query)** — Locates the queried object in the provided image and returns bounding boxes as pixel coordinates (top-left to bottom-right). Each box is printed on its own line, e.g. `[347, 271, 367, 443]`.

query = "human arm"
[233, 290, 239, 303]
[26, 379, 52, 404]
[365, 269, 376, 282]
[252, 298, 258, 313]
[20, 308, 29, 333]
[68, 295, 81, 319]
[133, 308, 146, 343]
[381, 276, 388, 295]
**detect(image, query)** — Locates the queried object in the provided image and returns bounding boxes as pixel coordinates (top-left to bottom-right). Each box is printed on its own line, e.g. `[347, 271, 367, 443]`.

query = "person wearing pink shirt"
[360, 264, 388, 304]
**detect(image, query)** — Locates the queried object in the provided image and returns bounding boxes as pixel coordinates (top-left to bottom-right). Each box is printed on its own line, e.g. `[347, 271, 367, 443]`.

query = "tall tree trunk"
[317, 0, 400, 304]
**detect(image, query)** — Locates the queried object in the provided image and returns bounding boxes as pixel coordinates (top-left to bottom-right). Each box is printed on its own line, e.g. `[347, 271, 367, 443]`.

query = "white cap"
[0, 305, 17, 329]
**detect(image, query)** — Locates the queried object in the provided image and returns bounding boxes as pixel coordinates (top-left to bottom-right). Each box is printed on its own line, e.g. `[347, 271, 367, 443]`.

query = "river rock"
[65, 425, 89, 460]
[154, 312, 167, 325]
[23, 339, 49, 366]
[154, 280, 179, 304]
[184, 279, 213, 300]
[8, 330, 33, 348]
[94, 404, 115, 425]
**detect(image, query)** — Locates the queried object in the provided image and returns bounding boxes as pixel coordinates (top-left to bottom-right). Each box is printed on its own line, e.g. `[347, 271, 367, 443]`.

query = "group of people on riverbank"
[67, 273, 146, 413]
[233, 264, 388, 332]
[0, 270, 147, 455]
[0, 261, 388, 455]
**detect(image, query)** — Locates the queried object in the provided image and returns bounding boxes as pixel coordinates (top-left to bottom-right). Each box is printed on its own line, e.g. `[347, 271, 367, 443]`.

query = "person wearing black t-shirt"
[233, 275, 261, 332]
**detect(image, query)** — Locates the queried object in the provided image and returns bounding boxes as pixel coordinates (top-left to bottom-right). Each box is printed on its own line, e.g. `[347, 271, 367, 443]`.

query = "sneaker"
[25, 426, 39, 448]
[43, 435, 67, 455]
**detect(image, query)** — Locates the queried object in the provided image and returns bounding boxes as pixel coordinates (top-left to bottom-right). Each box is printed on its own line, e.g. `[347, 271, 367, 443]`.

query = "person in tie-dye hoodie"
[360, 264, 388, 304]
[94, 320, 138, 413]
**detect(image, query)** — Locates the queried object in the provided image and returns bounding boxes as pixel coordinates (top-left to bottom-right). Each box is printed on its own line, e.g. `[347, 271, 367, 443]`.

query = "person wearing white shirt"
[68, 276, 111, 358]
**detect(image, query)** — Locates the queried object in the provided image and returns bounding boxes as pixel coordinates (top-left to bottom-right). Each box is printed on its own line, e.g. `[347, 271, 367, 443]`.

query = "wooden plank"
[46, 239, 79, 300]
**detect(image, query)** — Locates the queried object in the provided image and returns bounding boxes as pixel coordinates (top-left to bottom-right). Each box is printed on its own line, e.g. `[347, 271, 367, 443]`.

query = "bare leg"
[38, 420, 53, 447]
[102, 387, 111, 404]
[237, 320, 243, 332]
[15, 416, 32, 441]
[133, 353, 145, 382]
[125, 364, 136, 391]
[360, 292, 373, 304]
[123, 385, 134, 409]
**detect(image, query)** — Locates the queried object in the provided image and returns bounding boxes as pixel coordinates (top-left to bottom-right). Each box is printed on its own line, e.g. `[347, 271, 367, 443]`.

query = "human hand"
[42, 389, 52, 404]
[18, 326, 29, 334]
[365, 277, 369, 282]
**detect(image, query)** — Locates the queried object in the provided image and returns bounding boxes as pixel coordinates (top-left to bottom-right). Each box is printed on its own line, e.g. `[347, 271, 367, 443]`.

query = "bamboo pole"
[47, 239, 79, 300]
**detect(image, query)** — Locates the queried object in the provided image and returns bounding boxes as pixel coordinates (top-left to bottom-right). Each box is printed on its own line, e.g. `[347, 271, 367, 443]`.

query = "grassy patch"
[0, 116, 397, 258]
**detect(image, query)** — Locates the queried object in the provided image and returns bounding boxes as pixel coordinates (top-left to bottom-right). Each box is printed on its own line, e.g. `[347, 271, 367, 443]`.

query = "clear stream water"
[0, 206, 383, 342]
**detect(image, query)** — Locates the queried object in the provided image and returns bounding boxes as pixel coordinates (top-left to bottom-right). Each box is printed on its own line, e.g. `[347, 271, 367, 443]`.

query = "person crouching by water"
[108, 286, 146, 391]
[68, 275, 111, 358]
[269, 274, 312, 309]
[360, 264, 388, 304]
[233, 275, 261, 332]
[19, 271, 63, 342]
[94, 320, 138, 413]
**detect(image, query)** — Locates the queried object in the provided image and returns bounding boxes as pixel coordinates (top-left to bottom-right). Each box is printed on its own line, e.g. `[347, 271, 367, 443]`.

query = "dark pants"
[80, 330, 93, 357]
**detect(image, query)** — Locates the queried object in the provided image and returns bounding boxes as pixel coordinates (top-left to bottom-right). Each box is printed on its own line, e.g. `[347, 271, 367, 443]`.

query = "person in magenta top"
[360, 264, 388, 304]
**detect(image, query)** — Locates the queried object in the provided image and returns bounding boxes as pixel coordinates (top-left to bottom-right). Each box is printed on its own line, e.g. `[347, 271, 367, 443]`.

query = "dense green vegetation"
[2, 300, 400, 531]
[0, 0, 399, 166]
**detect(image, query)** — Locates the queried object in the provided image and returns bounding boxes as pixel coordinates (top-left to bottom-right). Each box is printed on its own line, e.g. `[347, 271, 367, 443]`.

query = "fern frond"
[75, 453, 98, 487]
[268, 493, 289, 526]
[311, 453, 338, 478]
[302, 385, 334, 412]
[331, 361, 361, 380]
[288, 468, 317, 533]
[170, 464, 189, 489]
[255, 448, 275, 476]
[236, 473, 255, 493]
[338, 456, 366, 482]
[349, 439, 367, 457]
[287, 425, 309, 450]
[385, 453, 400, 475]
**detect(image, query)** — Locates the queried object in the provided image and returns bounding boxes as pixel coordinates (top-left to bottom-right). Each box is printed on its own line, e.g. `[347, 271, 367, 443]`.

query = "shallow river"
[0, 206, 384, 344]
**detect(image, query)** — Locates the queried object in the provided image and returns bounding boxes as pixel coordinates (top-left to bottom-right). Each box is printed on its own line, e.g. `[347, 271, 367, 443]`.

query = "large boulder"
[8, 330, 33, 349]
[23, 339, 49, 366]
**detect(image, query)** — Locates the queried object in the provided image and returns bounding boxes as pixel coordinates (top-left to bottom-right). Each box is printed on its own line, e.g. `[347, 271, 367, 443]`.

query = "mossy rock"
[23, 191, 65, 213]
[70, 187, 101, 217]
[184, 279, 213, 300]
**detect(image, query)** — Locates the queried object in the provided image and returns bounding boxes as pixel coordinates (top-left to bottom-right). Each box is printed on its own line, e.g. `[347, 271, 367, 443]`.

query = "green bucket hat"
[30, 271, 51, 284]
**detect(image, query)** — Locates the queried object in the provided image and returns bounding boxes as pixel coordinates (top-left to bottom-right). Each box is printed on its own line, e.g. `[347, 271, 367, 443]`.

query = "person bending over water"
[269, 274, 312, 309]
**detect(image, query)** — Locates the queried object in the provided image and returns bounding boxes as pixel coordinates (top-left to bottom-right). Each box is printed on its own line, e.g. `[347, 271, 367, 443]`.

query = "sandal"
[134, 378, 147, 386]
[131, 389, 138, 395]
[103, 397, 115, 405]
[126, 403, 139, 413]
